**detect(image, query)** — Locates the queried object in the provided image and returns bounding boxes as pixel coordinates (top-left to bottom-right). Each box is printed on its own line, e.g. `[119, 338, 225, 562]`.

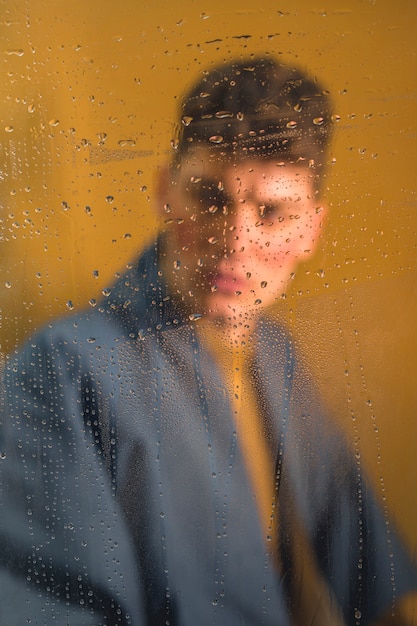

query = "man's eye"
[258, 204, 279, 218]
[196, 184, 231, 214]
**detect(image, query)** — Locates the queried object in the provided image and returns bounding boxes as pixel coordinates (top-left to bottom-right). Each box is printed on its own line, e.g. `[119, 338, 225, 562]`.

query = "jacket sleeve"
[278, 356, 417, 626]
[0, 325, 146, 626]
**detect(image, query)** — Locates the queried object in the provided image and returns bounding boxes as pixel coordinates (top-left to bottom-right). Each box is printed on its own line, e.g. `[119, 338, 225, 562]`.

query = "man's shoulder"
[11, 245, 154, 361]
[4, 307, 125, 376]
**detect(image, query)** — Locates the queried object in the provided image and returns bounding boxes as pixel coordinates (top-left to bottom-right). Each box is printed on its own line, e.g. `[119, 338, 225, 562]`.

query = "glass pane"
[1, 1, 416, 623]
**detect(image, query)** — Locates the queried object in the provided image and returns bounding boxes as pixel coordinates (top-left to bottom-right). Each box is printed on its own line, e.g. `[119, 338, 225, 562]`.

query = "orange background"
[2, 0, 416, 558]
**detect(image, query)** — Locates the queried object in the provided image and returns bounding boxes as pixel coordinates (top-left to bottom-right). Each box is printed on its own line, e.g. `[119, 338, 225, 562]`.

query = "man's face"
[161, 148, 325, 325]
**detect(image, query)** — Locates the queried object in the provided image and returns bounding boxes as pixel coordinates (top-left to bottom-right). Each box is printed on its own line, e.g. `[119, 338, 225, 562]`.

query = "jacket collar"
[102, 235, 190, 337]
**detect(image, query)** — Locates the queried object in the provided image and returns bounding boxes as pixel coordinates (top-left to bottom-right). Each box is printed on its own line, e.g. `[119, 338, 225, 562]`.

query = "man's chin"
[204, 297, 258, 328]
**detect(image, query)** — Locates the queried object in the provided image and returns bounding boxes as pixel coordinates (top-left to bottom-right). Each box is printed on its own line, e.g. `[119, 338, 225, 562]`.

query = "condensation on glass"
[1, 2, 416, 624]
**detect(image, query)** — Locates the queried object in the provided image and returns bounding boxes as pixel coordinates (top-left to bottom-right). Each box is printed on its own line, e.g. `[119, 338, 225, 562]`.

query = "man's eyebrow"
[190, 177, 228, 194]
[192, 177, 220, 187]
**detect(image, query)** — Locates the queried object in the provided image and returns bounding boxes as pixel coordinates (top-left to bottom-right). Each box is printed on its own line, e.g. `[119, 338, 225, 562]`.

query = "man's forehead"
[175, 148, 316, 188]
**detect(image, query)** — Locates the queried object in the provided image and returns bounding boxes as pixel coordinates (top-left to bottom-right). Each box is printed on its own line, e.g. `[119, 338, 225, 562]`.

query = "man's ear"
[155, 164, 174, 218]
[298, 201, 329, 260]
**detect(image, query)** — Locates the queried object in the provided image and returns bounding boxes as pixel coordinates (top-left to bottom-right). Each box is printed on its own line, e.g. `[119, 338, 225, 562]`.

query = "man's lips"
[211, 272, 247, 294]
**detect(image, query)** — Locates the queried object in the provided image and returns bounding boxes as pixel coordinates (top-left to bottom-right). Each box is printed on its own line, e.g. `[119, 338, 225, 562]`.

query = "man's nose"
[222, 200, 258, 253]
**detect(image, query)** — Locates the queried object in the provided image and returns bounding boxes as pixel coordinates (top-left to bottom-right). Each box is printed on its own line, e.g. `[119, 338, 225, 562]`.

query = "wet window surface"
[1, 1, 416, 624]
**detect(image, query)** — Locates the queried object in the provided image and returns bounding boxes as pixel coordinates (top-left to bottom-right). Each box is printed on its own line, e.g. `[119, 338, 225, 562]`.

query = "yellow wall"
[2, 0, 416, 554]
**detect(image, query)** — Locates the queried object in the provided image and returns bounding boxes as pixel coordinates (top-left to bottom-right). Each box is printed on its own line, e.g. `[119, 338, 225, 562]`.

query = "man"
[1, 57, 416, 625]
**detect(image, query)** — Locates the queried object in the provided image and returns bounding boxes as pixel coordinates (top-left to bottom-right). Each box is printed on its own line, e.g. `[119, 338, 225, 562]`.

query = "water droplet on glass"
[49, 119, 60, 127]
[6, 49, 24, 56]
[260, 281, 267, 288]
[286, 121, 297, 129]
[5, 281, 12, 289]
[102, 288, 111, 297]
[313, 117, 324, 125]
[209, 135, 223, 144]
[189, 313, 202, 321]
[66, 300, 74, 310]
[208, 236, 218, 244]
[4, 126, 14, 133]
[215, 110, 233, 119]
[118, 139, 136, 147]
[181, 116, 193, 126]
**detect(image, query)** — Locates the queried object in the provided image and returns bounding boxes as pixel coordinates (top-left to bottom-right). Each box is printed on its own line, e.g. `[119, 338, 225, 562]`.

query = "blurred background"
[1, 0, 416, 560]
